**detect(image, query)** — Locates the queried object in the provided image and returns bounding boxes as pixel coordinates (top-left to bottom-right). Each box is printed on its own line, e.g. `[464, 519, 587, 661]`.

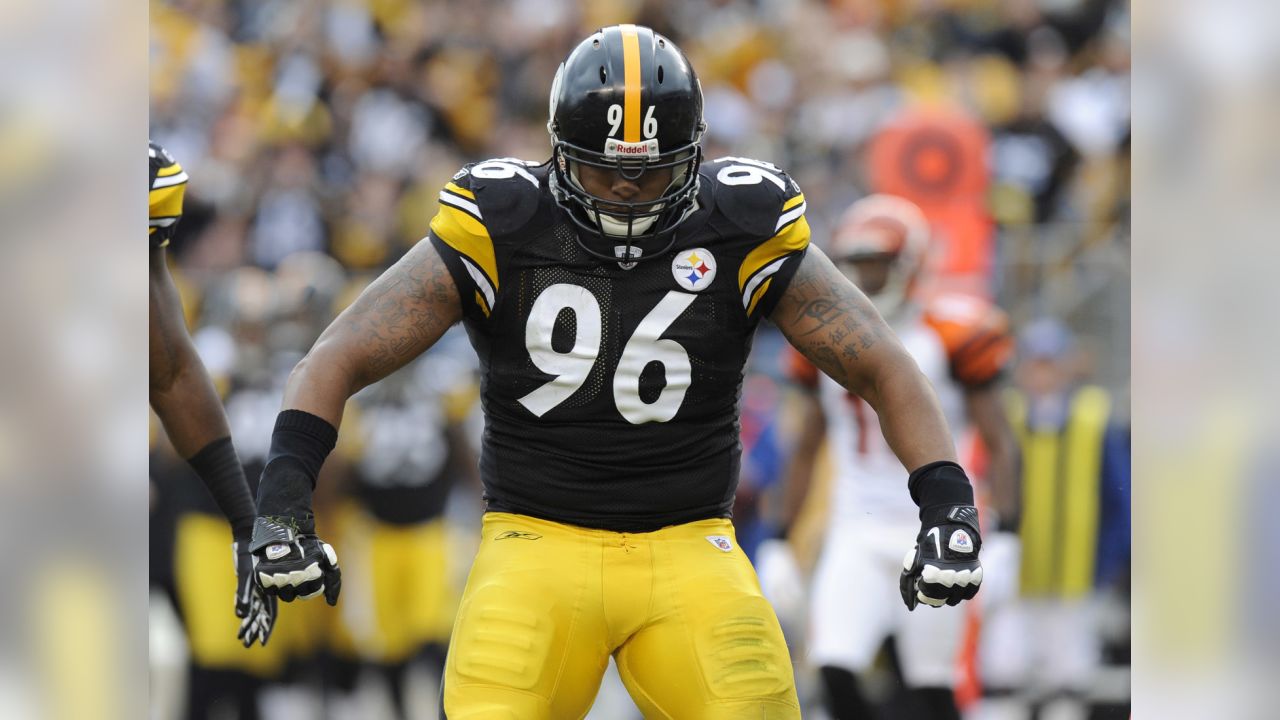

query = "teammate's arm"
[150, 245, 275, 646]
[250, 239, 462, 604]
[771, 245, 982, 610]
[150, 246, 237, 460]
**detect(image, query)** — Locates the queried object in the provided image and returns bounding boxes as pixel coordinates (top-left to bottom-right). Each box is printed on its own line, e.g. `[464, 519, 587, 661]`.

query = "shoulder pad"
[703, 156, 805, 239]
[923, 294, 1014, 386]
[149, 141, 188, 246]
[450, 158, 547, 239]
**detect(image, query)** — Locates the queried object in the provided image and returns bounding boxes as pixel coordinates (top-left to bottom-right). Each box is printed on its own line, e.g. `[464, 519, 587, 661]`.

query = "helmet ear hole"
[599, 66, 607, 83]
[658, 66, 664, 83]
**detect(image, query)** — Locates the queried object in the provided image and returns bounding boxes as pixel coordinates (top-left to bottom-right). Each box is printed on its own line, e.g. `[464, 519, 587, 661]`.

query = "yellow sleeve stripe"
[745, 278, 773, 316]
[739, 214, 810, 291]
[156, 162, 185, 178]
[444, 182, 475, 200]
[782, 193, 805, 213]
[149, 184, 186, 221]
[430, 203, 498, 307]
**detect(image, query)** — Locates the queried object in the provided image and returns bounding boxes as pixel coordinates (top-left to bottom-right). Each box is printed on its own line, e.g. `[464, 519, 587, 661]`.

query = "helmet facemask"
[550, 131, 703, 265]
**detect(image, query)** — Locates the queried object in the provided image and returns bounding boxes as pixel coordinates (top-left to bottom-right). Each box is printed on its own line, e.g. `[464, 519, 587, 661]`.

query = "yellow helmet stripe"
[620, 24, 642, 143]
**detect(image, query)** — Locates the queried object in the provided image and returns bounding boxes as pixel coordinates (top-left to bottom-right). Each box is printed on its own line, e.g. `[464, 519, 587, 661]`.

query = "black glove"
[249, 515, 341, 605]
[900, 504, 983, 609]
[233, 539, 277, 646]
[900, 461, 984, 611]
[251, 452, 341, 605]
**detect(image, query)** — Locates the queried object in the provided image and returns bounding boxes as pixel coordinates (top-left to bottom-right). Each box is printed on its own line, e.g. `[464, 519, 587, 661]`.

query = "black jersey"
[149, 141, 187, 248]
[428, 156, 810, 532]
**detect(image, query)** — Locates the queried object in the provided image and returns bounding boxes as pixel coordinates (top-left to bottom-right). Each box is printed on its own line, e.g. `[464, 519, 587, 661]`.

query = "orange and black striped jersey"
[149, 140, 188, 248]
[921, 293, 1014, 388]
[427, 156, 810, 531]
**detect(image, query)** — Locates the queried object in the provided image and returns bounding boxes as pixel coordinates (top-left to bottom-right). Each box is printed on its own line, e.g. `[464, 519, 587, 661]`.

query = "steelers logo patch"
[672, 248, 716, 292]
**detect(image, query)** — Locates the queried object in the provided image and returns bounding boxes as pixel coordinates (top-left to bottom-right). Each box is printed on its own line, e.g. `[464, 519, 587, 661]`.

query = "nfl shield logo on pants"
[706, 535, 733, 552]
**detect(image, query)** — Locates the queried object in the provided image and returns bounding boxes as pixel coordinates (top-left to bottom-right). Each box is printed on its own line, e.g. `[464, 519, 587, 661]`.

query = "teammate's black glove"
[233, 539, 277, 646]
[900, 461, 984, 610]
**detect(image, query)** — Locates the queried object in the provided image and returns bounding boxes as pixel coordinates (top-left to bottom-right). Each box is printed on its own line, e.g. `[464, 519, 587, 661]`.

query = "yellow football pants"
[442, 512, 800, 719]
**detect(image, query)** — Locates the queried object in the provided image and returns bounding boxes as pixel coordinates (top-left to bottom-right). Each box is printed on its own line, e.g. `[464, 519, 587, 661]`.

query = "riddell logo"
[604, 138, 660, 159]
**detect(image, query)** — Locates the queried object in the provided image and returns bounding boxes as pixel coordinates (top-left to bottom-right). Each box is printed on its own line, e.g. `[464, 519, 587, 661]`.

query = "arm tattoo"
[771, 246, 895, 394]
[342, 241, 461, 387]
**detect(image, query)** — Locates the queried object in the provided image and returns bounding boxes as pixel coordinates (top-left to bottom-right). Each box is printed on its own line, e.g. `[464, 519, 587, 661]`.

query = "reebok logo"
[495, 530, 542, 541]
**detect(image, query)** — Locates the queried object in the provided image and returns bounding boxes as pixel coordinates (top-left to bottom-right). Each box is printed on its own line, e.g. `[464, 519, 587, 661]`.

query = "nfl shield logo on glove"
[948, 530, 974, 553]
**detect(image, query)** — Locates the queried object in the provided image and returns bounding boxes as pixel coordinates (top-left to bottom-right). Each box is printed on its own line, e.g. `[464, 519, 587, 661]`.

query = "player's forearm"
[864, 358, 959, 472]
[150, 348, 256, 536]
[279, 338, 363, 429]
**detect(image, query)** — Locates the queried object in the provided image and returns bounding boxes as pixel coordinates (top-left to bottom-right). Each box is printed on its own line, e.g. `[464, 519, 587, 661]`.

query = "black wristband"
[266, 409, 338, 481]
[255, 410, 338, 529]
[186, 436, 255, 540]
[256, 458, 317, 532]
[907, 460, 975, 511]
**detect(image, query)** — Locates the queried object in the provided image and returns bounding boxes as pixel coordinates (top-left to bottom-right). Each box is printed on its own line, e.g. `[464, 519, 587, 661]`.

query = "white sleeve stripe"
[774, 201, 806, 233]
[151, 171, 189, 189]
[741, 256, 790, 309]
[460, 256, 496, 310]
[439, 191, 483, 220]
[149, 217, 178, 227]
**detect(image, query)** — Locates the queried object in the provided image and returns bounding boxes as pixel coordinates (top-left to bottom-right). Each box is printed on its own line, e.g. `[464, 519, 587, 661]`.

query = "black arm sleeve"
[186, 436, 255, 540]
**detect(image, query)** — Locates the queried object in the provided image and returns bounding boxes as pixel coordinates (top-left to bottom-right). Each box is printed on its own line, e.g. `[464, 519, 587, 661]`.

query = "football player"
[777, 195, 1019, 719]
[250, 26, 984, 718]
[149, 140, 276, 648]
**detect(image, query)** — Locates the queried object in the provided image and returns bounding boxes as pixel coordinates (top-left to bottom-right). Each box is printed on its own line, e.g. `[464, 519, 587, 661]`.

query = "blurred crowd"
[149, 0, 1130, 718]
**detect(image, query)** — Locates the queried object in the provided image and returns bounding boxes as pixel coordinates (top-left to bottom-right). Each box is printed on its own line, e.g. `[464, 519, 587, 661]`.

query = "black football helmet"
[548, 25, 706, 264]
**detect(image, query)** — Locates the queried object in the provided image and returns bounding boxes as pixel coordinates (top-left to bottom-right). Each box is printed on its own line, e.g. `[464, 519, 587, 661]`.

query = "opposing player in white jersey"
[778, 195, 1020, 719]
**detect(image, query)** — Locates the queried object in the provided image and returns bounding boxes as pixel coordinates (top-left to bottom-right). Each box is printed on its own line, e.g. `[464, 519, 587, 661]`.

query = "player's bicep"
[149, 246, 192, 391]
[770, 245, 906, 399]
[318, 238, 462, 390]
